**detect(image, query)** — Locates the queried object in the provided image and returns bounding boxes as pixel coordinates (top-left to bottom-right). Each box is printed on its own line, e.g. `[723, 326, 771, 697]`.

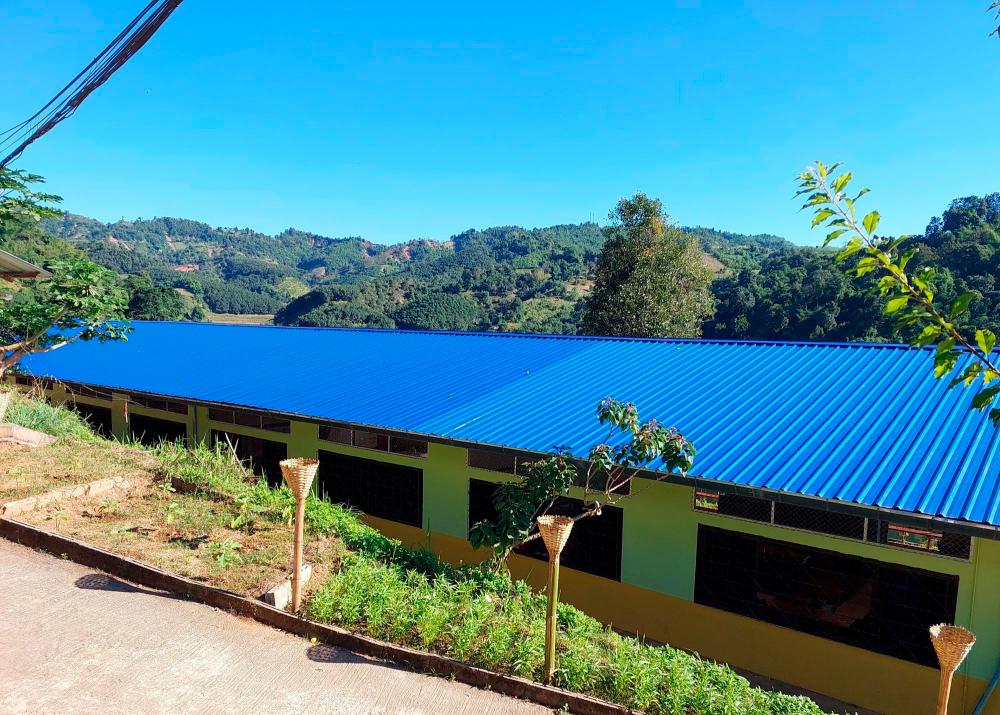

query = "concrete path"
[0, 540, 549, 714]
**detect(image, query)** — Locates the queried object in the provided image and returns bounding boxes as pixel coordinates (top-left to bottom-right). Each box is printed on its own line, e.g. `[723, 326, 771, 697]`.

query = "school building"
[10, 321, 1000, 715]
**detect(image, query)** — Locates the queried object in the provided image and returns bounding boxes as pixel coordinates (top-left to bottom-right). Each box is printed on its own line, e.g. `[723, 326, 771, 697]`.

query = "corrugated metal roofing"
[19, 321, 1000, 530]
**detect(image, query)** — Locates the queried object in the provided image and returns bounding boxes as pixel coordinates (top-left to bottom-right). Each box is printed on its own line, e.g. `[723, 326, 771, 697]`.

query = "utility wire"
[0, 0, 184, 168]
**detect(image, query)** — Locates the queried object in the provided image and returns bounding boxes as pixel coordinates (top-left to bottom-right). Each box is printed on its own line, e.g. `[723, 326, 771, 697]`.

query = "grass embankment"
[1, 390, 830, 715]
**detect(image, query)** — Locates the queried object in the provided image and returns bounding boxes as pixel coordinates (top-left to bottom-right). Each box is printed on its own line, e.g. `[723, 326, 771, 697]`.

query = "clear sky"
[2, 1, 998, 245]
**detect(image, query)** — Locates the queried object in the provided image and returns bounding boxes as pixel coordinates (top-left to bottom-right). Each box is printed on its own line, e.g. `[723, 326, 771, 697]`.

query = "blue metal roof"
[20, 321, 1000, 530]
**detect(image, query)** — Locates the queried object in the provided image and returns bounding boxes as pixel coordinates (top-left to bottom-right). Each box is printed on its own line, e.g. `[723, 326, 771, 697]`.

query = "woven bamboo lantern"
[537, 514, 574, 684]
[930, 624, 976, 715]
[280, 458, 318, 611]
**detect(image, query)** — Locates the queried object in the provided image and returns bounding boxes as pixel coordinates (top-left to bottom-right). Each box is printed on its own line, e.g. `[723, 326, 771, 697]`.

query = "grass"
[0, 393, 831, 714]
[3, 386, 97, 440]
[302, 518, 829, 715]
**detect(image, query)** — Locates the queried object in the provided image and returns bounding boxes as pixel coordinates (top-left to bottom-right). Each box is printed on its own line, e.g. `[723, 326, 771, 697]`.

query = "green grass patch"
[2, 388, 97, 440]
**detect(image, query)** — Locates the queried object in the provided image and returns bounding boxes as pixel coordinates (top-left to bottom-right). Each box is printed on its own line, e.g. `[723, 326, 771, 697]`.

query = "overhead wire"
[0, 0, 184, 168]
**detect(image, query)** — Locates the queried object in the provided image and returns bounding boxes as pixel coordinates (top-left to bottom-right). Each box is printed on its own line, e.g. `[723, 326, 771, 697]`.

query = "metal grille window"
[390, 436, 429, 458]
[694, 488, 971, 559]
[468, 449, 518, 474]
[65, 382, 110, 400]
[67, 402, 113, 438]
[867, 521, 971, 560]
[467, 479, 622, 581]
[318, 426, 428, 458]
[211, 429, 287, 488]
[468, 478, 501, 537]
[318, 426, 352, 445]
[208, 408, 290, 434]
[129, 394, 188, 415]
[318, 450, 423, 527]
[694, 525, 958, 666]
[128, 413, 187, 446]
[352, 430, 389, 452]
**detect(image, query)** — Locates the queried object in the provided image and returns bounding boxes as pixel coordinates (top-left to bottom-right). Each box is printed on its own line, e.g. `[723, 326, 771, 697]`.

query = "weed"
[207, 539, 241, 568]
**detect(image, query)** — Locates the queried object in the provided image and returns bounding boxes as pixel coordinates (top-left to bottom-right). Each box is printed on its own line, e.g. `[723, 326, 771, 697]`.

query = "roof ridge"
[128, 320, 923, 350]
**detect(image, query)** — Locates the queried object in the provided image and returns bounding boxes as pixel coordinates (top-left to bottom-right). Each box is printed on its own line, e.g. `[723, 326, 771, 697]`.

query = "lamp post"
[279, 457, 318, 612]
[537, 514, 574, 684]
[930, 623, 976, 715]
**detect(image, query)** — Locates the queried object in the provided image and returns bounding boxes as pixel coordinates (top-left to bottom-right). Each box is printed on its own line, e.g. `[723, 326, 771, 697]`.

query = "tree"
[582, 194, 714, 338]
[393, 292, 480, 331]
[798, 162, 1000, 425]
[470, 398, 695, 564]
[0, 168, 131, 379]
[124, 274, 187, 321]
[0, 167, 61, 225]
[0, 255, 131, 379]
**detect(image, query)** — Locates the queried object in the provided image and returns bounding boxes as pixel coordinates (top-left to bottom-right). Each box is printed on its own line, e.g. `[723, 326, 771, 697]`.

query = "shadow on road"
[74, 573, 181, 600]
[306, 642, 408, 675]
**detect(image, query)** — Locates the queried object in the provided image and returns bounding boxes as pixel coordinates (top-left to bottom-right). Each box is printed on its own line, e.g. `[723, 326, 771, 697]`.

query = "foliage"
[393, 292, 480, 331]
[1, 386, 97, 439]
[0, 255, 131, 378]
[798, 162, 1000, 424]
[470, 399, 694, 561]
[0, 167, 61, 225]
[706, 248, 890, 341]
[582, 194, 714, 337]
[124, 274, 188, 321]
[306, 555, 824, 715]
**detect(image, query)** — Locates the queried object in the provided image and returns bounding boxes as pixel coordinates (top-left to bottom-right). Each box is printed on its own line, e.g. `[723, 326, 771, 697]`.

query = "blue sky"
[2, 1, 998, 245]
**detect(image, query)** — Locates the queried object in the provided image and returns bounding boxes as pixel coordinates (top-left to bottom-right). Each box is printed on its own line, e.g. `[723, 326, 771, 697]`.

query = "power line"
[0, 0, 184, 169]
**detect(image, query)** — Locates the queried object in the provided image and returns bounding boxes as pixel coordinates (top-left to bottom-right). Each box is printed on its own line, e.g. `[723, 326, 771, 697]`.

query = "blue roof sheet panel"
[20, 321, 1000, 529]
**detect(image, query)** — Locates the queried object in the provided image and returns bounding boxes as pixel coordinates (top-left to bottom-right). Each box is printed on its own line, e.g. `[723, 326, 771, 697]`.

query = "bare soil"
[1, 438, 343, 598]
[0, 438, 159, 502]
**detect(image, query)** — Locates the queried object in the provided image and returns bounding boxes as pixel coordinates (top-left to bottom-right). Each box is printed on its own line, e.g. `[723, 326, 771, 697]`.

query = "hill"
[40, 214, 793, 333]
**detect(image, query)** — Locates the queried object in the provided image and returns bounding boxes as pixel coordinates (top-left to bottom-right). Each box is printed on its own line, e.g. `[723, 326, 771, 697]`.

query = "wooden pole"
[935, 668, 952, 715]
[279, 458, 318, 614]
[537, 514, 573, 685]
[544, 553, 561, 683]
[292, 493, 306, 612]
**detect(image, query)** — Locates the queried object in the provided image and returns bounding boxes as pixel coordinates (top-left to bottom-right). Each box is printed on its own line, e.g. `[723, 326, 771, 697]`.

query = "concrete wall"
[14, 380, 1000, 715]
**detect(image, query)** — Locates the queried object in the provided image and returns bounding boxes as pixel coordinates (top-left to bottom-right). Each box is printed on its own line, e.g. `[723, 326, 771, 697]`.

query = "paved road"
[0, 540, 549, 715]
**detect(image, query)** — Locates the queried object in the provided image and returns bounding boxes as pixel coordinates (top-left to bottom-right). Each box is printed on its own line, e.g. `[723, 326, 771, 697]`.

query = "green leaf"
[832, 172, 852, 195]
[976, 329, 996, 356]
[990, 408, 1000, 427]
[972, 386, 1000, 411]
[836, 239, 863, 262]
[811, 208, 835, 228]
[949, 291, 976, 320]
[862, 210, 880, 236]
[885, 295, 909, 314]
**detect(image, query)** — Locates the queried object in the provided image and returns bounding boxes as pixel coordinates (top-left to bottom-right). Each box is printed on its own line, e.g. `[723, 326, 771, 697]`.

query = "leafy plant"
[470, 398, 695, 561]
[797, 162, 1000, 425]
[0, 167, 61, 225]
[207, 539, 241, 568]
[162, 501, 185, 525]
[0, 255, 131, 379]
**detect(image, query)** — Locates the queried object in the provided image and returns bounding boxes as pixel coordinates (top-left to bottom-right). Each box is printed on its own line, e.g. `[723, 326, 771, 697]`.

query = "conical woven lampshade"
[537, 515, 574, 559]
[930, 624, 976, 673]
[280, 458, 318, 500]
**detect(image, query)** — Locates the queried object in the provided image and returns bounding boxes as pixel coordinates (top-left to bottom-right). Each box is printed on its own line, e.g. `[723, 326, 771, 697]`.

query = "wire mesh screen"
[694, 488, 971, 560]
[694, 525, 959, 666]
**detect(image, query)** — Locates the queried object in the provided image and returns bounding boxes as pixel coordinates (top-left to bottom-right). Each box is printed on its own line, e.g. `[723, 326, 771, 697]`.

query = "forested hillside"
[21, 192, 998, 341]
